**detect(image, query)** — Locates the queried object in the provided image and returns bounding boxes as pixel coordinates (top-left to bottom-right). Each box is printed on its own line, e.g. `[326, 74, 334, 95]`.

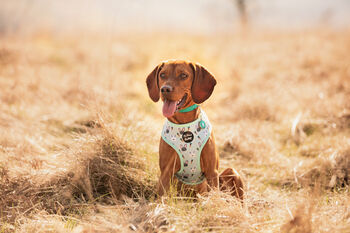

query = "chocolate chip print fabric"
[161, 110, 212, 185]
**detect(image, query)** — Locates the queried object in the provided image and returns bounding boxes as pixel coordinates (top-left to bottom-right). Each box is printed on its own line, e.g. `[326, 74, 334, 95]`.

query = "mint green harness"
[161, 107, 212, 185]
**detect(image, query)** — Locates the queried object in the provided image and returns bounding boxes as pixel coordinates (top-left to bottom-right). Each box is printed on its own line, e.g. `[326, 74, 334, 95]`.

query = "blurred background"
[1, 0, 350, 34]
[1, 1, 350, 232]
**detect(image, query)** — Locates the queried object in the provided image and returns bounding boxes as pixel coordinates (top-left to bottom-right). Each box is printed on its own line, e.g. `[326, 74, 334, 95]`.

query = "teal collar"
[178, 104, 198, 113]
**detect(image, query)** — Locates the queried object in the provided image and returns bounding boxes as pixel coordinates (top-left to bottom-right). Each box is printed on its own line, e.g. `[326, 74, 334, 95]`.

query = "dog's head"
[146, 60, 216, 118]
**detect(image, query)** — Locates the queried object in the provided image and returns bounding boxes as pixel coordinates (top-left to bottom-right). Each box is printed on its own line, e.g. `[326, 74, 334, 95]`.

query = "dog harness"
[161, 110, 212, 185]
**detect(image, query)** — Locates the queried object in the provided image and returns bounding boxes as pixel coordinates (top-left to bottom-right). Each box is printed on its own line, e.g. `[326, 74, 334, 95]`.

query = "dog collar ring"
[199, 120, 206, 129]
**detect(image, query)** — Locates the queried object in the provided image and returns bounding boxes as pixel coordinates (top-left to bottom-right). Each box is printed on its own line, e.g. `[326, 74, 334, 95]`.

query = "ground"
[0, 29, 349, 232]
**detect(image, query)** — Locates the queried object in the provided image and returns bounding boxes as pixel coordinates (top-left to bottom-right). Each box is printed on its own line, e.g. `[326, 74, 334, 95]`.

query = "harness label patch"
[182, 131, 194, 143]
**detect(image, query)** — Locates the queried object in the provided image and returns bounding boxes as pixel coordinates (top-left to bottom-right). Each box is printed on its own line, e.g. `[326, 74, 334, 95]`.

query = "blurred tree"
[0, 0, 33, 34]
[232, 0, 247, 25]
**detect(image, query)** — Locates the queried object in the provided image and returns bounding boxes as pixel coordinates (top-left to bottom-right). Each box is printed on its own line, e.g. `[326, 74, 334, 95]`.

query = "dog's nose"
[161, 85, 173, 93]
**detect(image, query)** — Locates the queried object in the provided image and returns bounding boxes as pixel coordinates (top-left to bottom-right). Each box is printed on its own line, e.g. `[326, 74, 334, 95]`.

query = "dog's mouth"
[176, 93, 187, 110]
[162, 93, 188, 118]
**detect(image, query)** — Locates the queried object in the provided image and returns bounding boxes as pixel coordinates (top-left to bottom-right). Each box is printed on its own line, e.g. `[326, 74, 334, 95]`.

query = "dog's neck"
[167, 102, 200, 124]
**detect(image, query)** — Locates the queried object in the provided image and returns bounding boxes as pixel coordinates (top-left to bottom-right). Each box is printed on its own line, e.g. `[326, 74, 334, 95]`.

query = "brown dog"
[146, 60, 244, 200]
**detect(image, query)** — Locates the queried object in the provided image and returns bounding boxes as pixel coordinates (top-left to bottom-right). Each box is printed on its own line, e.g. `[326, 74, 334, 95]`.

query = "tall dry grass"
[0, 29, 349, 232]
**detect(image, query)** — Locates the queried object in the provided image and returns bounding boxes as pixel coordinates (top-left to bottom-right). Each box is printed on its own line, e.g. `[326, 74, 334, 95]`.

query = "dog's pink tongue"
[162, 100, 177, 118]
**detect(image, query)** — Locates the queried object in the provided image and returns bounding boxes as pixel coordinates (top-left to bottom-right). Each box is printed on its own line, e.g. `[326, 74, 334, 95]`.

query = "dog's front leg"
[205, 170, 219, 189]
[201, 138, 219, 190]
[158, 139, 180, 196]
[202, 135, 219, 190]
[157, 170, 172, 196]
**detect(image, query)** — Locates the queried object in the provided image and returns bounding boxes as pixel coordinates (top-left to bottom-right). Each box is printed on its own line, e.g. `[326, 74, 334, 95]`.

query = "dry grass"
[0, 28, 349, 232]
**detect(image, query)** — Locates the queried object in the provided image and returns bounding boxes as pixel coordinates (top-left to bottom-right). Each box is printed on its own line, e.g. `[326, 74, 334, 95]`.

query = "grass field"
[0, 29, 349, 232]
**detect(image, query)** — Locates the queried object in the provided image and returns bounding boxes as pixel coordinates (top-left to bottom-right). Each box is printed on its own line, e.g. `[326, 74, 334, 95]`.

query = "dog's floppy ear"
[146, 63, 164, 102]
[190, 63, 217, 104]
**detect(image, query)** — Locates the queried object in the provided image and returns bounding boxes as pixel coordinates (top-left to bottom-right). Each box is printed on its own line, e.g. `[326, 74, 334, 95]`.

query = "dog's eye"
[180, 73, 188, 79]
[160, 73, 166, 79]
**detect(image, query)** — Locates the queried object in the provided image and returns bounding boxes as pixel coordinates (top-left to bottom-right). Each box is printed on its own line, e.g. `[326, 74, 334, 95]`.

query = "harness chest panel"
[161, 110, 212, 185]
